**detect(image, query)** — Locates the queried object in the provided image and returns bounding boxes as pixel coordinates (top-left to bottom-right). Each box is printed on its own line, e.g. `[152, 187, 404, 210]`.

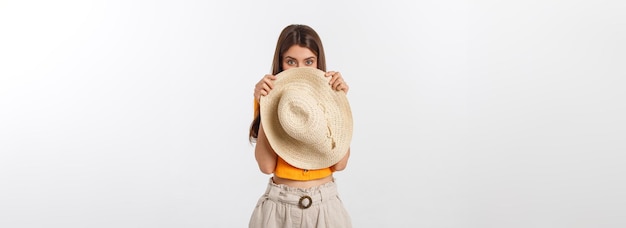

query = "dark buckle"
[298, 195, 312, 209]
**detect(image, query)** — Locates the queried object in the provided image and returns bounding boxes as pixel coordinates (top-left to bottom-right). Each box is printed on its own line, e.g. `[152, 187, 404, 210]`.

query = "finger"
[265, 74, 277, 82]
[334, 80, 349, 92]
[254, 84, 262, 99]
[255, 87, 265, 99]
[262, 83, 271, 93]
[332, 80, 341, 91]
[326, 71, 337, 85]
[329, 72, 340, 85]
[262, 80, 273, 90]
[264, 78, 275, 89]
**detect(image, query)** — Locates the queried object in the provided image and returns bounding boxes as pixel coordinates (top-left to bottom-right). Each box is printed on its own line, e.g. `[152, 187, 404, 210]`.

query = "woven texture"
[260, 68, 353, 170]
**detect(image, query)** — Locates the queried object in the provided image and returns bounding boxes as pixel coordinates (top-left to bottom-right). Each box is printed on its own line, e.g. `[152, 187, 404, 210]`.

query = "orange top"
[254, 99, 333, 180]
[254, 99, 260, 121]
[275, 157, 333, 180]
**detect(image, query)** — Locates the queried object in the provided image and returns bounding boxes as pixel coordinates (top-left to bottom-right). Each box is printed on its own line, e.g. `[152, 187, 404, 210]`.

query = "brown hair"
[249, 24, 327, 142]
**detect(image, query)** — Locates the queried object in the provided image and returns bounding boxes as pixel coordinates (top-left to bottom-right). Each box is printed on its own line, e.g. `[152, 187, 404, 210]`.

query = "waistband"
[264, 178, 339, 209]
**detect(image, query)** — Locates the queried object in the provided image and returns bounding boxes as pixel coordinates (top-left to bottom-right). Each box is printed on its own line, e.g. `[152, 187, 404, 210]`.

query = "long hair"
[249, 24, 327, 142]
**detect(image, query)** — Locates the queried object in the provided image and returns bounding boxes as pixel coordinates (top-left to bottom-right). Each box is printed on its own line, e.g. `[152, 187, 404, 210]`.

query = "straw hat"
[260, 67, 353, 170]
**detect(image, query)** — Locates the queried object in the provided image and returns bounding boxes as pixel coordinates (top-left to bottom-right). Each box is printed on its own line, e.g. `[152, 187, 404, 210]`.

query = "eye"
[286, 59, 295, 65]
[305, 59, 314, 65]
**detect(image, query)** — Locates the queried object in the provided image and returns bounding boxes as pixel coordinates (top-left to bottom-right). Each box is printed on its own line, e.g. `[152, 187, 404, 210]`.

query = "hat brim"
[260, 68, 353, 170]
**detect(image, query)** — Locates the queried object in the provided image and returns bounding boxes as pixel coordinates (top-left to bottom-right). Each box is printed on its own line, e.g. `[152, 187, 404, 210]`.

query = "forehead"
[283, 45, 316, 59]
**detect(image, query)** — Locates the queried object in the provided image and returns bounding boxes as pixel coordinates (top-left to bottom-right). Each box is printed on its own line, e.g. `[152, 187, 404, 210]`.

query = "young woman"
[248, 24, 352, 228]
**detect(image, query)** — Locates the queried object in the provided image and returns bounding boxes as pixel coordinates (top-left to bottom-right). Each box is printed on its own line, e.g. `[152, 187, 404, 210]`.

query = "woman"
[248, 24, 352, 228]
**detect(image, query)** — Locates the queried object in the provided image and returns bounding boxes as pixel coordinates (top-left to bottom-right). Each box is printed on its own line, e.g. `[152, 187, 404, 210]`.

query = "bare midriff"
[272, 175, 334, 189]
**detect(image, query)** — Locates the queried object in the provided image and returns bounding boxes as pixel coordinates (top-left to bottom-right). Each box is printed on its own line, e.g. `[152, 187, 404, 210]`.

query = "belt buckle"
[298, 195, 312, 209]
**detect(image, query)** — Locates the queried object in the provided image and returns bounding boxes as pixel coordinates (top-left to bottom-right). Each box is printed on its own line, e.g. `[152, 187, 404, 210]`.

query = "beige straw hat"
[260, 67, 353, 170]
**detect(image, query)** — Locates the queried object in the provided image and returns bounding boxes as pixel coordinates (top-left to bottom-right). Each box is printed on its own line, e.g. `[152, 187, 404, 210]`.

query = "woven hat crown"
[278, 90, 328, 146]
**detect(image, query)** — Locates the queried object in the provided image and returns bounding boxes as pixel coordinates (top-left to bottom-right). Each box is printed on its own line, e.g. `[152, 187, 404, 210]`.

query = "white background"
[1, 0, 625, 227]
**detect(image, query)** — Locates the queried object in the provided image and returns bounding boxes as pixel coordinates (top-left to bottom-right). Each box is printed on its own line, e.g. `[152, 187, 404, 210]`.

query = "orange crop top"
[254, 99, 333, 180]
[275, 157, 333, 180]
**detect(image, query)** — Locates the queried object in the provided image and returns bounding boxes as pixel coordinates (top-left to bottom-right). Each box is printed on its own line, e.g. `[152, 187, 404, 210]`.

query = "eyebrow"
[283, 56, 317, 60]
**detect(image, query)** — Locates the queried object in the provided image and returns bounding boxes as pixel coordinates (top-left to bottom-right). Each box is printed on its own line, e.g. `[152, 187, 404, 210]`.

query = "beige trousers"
[249, 178, 352, 228]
